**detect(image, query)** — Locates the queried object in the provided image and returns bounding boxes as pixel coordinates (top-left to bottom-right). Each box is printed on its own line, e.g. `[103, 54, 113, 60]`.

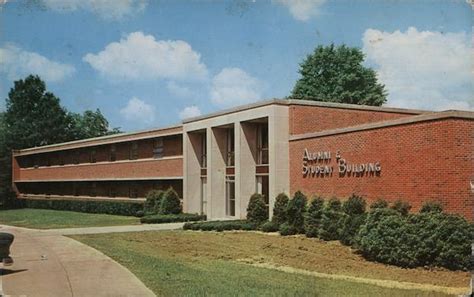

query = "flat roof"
[15, 98, 467, 156]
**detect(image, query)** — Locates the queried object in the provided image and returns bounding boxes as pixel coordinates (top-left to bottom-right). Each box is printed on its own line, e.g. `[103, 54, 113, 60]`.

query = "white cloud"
[167, 81, 193, 98]
[363, 27, 472, 111]
[179, 105, 201, 120]
[0, 44, 75, 82]
[119, 97, 156, 125]
[41, 0, 147, 20]
[83, 32, 208, 81]
[274, 0, 326, 21]
[210, 68, 263, 108]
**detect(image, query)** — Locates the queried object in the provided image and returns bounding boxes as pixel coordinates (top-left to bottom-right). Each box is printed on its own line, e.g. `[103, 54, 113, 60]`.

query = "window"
[129, 187, 138, 198]
[73, 151, 80, 165]
[226, 176, 235, 216]
[153, 138, 164, 159]
[90, 182, 97, 197]
[58, 153, 64, 166]
[226, 129, 235, 167]
[110, 145, 116, 162]
[256, 175, 269, 206]
[200, 134, 207, 168]
[90, 149, 97, 163]
[201, 177, 207, 215]
[257, 124, 269, 165]
[130, 142, 139, 160]
[109, 187, 117, 198]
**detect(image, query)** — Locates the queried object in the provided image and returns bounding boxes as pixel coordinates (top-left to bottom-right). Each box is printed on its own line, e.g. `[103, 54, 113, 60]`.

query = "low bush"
[391, 199, 411, 216]
[183, 220, 257, 232]
[319, 197, 346, 241]
[141, 213, 206, 224]
[144, 190, 165, 214]
[369, 198, 388, 210]
[247, 193, 268, 225]
[260, 221, 280, 232]
[159, 188, 182, 215]
[272, 193, 289, 226]
[419, 201, 443, 213]
[279, 222, 298, 236]
[304, 196, 324, 238]
[357, 209, 473, 270]
[285, 191, 307, 234]
[23, 198, 143, 216]
[343, 194, 366, 215]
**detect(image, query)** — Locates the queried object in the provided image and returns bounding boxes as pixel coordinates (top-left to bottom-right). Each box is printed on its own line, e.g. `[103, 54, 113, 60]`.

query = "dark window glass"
[153, 138, 164, 159]
[110, 145, 116, 162]
[130, 142, 139, 160]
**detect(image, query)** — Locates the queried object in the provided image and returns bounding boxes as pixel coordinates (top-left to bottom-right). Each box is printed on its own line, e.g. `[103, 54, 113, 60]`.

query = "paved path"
[0, 223, 185, 296]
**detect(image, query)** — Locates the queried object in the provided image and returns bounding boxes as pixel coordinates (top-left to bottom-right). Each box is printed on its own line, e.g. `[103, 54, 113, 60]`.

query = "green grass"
[73, 231, 452, 297]
[0, 208, 140, 229]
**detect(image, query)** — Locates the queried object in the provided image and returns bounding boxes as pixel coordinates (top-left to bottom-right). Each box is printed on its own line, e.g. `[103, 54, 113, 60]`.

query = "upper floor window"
[73, 151, 80, 165]
[226, 129, 235, 167]
[90, 149, 97, 163]
[153, 138, 164, 159]
[130, 142, 139, 160]
[257, 124, 269, 165]
[110, 145, 116, 162]
[129, 187, 138, 198]
[200, 134, 207, 168]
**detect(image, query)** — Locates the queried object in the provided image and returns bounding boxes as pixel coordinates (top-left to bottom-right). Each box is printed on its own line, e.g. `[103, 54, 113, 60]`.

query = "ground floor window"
[226, 176, 235, 216]
[256, 175, 269, 206]
[201, 177, 207, 215]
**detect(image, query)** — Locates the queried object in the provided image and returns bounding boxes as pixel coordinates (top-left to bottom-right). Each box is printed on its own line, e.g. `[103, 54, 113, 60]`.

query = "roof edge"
[290, 110, 474, 141]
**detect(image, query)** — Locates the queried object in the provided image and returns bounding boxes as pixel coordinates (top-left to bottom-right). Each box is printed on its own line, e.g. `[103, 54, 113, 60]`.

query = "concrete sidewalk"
[0, 225, 157, 297]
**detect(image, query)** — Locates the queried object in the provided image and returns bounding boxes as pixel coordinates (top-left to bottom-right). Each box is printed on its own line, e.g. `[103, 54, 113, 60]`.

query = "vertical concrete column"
[268, 106, 290, 218]
[183, 132, 202, 214]
[208, 127, 227, 219]
[11, 152, 20, 195]
[234, 122, 242, 218]
[238, 122, 258, 219]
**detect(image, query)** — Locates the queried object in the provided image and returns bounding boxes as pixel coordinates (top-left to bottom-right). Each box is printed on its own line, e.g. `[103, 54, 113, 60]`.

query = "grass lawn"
[0, 208, 140, 229]
[72, 231, 470, 297]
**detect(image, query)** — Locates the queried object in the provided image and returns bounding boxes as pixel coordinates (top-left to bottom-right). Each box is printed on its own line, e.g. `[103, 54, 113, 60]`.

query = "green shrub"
[272, 193, 289, 225]
[419, 201, 443, 214]
[340, 213, 367, 246]
[141, 213, 206, 224]
[369, 198, 388, 210]
[23, 198, 143, 216]
[159, 188, 182, 215]
[391, 199, 411, 216]
[286, 191, 307, 233]
[279, 222, 297, 236]
[135, 210, 145, 217]
[246, 193, 268, 225]
[319, 197, 346, 241]
[144, 190, 164, 214]
[183, 220, 256, 232]
[357, 209, 473, 270]
[342, 194, 366, 215]
[304, 196, 324, 238]
[260, 221, 280, 232]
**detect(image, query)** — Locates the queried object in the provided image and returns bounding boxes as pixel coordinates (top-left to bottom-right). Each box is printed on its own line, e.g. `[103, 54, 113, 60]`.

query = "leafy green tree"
[291, 44, 387, 106]
[70, 109, 120, 139]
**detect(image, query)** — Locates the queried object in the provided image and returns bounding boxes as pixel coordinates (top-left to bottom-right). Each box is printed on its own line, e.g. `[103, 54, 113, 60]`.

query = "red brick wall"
[289, 118, 474, 220]
[289, 105, 416, 135]
[15, 158, 183, 181]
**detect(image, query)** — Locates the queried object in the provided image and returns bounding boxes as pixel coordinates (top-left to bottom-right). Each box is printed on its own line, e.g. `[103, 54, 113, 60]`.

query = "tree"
[70, 109, 120, 139]
[0, 75, 120, 207]
[290, 44, 387, 106]
[4, 75, 75, 150]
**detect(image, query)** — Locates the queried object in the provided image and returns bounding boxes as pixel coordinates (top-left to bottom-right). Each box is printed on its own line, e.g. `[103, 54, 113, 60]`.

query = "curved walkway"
[0, 224, 158, 297]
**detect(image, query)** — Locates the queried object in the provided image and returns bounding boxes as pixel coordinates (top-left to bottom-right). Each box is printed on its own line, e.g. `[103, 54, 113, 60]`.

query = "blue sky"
[0, 0, 472, 131]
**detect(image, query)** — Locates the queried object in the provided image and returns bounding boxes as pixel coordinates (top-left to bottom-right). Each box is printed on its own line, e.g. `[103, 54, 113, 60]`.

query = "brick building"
[12, 99, 474, 220]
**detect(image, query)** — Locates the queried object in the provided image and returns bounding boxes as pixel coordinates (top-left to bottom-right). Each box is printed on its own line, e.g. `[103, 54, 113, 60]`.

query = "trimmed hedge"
[272, 193, 289, 226]
[140, 213, 206, 224]
[304, 196, 324, 238]
[391, 199, 411, 216]
[260, 221, 280, 232]
[319, 197, 346, 241]
[183, 220, 257, 232]
[284, 191, 307, 234]
[144, 190, 165, 214]
[160, 188, 182, 215]
[357, 209, 473, 270]
[23, 198, 143, 216]
[419, 201, 443, 214]
[247, 193, 268, 225]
